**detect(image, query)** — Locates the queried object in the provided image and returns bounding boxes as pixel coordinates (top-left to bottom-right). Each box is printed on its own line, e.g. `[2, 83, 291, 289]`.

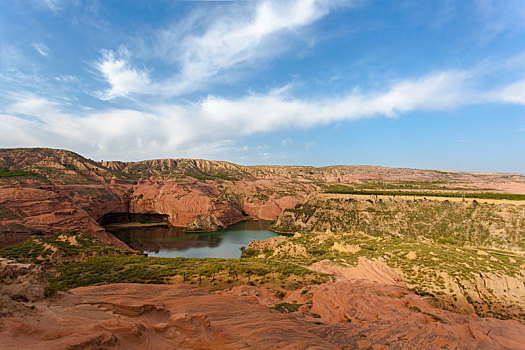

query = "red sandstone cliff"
[1, 148, 524, 248]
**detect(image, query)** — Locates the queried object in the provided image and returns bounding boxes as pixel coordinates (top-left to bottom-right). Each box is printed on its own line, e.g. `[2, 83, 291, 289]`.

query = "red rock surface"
[2, 280, 525, 349]
[0, 177, 309, 247]
[130, 181, 246, 230]
[305, 280, 525, 349]
[310, 257, 404, 285]
[0, 283, 335, 349]
[0, 184, 129, 249]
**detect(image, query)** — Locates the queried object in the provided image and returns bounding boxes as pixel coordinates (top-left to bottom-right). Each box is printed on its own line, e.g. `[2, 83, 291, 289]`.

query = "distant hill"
[1, 147, 524, 189]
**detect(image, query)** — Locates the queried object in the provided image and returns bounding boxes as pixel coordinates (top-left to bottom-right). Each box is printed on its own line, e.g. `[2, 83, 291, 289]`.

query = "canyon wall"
[1, 148, 525, 248]
[273, 193, 525, 249]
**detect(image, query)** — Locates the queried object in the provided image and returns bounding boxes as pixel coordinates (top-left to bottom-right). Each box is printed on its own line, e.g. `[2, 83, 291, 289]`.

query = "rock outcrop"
[129, 181, 246, 230]
[185, 213, 226, 231]
[0, 185, 130, 249]
[0, 258, 48, 302]
[305, 279, 525, 349]
[272, 193, 525, 249]
[0, 283, 335, 349]
[310, 257, 403, 285]
[2, 280, 525, 349]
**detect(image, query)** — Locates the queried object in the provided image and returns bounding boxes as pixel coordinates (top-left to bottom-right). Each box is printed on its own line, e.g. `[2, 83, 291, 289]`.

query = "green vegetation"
[188, 173, 214, 180]
[46, 255, 329, 295]
[273, 196, 525, 249]
[0, 232, 128, 265]
[0, 232, 329, 296]
[346, 179, 495, 192]
[0, 238, 47, 261]
[215, 174, 240, 181]
[0, 169, 37, 178]
[249, 229, 525, 321]
[271, 302, 303, 313]
[187, 172, 240, 181]
[324, 185, 525, 201]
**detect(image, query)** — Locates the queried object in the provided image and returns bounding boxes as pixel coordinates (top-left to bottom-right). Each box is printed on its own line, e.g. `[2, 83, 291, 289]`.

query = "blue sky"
[0, 0, 524, 172]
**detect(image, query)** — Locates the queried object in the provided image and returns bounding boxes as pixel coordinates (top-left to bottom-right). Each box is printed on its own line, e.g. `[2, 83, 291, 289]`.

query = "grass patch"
[215, 174, 240, 181]
[188, 173, 213, 180]
[46, 254, 329, 295]
[323, 186, 525, 201]
[0, 232, 129, 265]
[0, 169, 38, 178]
[272, 302, 303, 313]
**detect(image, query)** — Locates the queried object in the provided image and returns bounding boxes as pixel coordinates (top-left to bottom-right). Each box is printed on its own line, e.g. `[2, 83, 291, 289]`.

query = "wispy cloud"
[54, 75, 78, 82]
[2, 68, 524, 160]
[475, 0, 525, 38]
[169, 0, 350, 92]
[31, 42, 49, 57]
[36, 0, 63, 13]
[96, 0, 352, 99]
[6, 94, 61, 117]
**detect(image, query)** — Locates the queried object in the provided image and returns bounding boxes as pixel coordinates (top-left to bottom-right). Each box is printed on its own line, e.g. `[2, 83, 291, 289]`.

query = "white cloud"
[6, 95, 61, 118]
[4, 44, 525, 161]
[494, 80, 525, 105]
[31, 43, 49, 57]
[100, 0, 351, 98]
[54, 75, 77, 82]
[88, 1, 525, 102]
[193, 71, 471, 136]
[95, 49, 151, 100]
[0, 69, 502, 160]
[175, 0, 348, 79]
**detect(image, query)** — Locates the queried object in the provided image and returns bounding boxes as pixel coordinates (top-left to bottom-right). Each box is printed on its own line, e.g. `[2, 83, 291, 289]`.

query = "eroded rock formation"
[2, 276, 525, 349]
[2, 148, 524, 248]
[0, 258, 48, 302]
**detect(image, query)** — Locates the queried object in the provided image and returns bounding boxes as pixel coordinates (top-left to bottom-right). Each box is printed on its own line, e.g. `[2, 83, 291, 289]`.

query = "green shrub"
[0, 169, 38, 177]
[323, 188, 525, 201]
[271, 302, 303, 313]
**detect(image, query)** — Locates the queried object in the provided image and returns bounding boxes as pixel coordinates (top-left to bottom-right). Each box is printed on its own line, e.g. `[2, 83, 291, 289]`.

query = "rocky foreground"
[2, 258, 525, 349]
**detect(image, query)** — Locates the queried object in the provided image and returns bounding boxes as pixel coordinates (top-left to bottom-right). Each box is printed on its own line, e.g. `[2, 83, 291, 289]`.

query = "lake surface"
[108, 220, 278, 259]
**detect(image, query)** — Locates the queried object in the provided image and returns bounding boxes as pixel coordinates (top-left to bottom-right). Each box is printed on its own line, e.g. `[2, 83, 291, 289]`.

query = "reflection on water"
[107, 220, 278, 259]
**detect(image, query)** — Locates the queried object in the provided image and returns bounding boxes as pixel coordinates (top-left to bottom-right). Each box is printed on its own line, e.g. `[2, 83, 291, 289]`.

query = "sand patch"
[406, 251, 417, 260]
[331, 242, 361, 254]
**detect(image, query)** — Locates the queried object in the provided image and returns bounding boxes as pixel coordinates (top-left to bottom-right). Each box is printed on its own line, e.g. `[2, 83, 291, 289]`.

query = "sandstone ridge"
[2, 148, 524, 248]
